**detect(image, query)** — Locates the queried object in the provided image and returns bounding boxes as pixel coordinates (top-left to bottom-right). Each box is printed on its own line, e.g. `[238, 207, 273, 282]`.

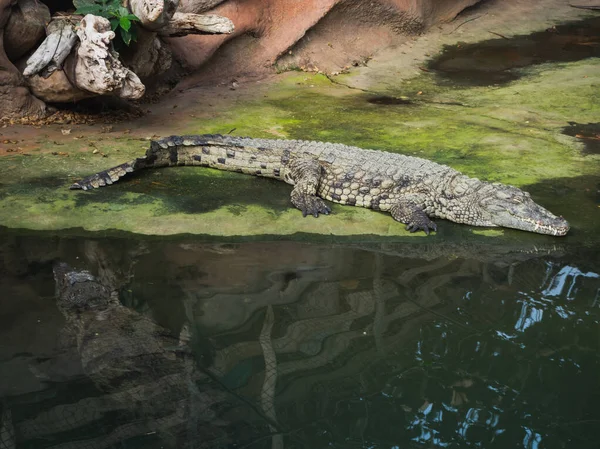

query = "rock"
[4, 0, 51, 61]
[0, 0, 47, 119]
[27, 70, 93, 103]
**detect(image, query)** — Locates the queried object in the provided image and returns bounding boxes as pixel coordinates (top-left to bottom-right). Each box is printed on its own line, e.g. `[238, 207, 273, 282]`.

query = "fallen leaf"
[61, 129, 71, 135]
[575, 133, 600, 140]
[340, 279, 360, 290]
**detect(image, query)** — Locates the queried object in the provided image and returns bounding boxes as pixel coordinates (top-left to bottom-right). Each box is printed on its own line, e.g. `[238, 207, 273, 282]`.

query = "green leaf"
[72, 0, 96, 8]
[120, 27, 132, 46]
[125, 14, 139, 22]
[74, 4, 104, 15]
[119, 16, 131, 31]
[110, 17, 119, 31]
[118, 6, 130, 17]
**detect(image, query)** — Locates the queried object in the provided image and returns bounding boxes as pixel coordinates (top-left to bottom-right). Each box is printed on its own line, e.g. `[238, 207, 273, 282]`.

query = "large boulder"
[0, 0, 46, 119]
[4, 0, 50, 61]
[27, 70, 93, 103]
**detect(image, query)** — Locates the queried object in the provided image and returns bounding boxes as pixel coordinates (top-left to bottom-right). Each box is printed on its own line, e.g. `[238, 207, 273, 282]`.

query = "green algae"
[471, 229, 505, 237]
[0, 39, 598, 241]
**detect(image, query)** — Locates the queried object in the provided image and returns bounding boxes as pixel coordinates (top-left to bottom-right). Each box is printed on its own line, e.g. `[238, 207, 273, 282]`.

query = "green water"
[1, 232, 598, 449]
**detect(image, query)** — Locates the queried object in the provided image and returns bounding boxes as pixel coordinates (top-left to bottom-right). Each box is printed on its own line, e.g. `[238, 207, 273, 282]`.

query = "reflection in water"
[0, 233, 599, 448]
[542, 265, 599, 300]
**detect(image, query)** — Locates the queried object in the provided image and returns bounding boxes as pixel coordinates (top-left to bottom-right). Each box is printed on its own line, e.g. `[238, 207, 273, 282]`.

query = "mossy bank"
[0, 17, 598, 245]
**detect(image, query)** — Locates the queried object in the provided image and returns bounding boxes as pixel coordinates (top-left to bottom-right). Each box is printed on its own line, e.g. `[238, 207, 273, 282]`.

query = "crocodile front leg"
[288, 157, 331, 218]
[390, 196, 437, 235]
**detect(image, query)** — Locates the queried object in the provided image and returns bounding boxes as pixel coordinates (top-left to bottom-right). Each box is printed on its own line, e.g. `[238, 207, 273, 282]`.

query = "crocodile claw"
[405, 220, 437, 235]
[292, 194, 331, 218]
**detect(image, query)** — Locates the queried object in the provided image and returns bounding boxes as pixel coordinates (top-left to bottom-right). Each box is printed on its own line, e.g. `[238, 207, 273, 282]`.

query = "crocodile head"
[473, 184, 570, 236]
[53, 262, 111, 310]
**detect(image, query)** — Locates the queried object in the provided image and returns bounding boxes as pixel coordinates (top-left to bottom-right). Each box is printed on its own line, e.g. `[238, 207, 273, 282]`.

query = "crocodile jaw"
[477, 185, 570, 236]
[490, 211, 570, 236]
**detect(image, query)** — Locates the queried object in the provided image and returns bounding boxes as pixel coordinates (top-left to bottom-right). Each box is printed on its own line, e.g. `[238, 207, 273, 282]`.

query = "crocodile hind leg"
[288, 157, 331, 218]
[390, 196, 437, 235]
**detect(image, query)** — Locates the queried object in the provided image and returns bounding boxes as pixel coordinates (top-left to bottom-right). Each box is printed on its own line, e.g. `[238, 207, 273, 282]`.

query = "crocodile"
[71, 134, 570, 236]
[47, 261, 239, 448]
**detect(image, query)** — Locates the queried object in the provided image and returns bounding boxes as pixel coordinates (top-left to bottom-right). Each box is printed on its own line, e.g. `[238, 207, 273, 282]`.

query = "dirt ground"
[0, 0, 594, 154]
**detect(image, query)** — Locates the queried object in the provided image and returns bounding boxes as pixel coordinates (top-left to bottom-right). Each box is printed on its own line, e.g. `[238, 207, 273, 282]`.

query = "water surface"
[1, 232, 598, 449]
[428, 17, 600, 86]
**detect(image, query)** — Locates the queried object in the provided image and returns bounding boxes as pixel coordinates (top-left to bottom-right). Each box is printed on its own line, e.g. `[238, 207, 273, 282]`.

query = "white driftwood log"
[128, 0, 179, 30]
[74, 14, 145, 99]
[23, 18, 78, 77]
[178, 0, 227, 14]
[157, 12, 234, 36]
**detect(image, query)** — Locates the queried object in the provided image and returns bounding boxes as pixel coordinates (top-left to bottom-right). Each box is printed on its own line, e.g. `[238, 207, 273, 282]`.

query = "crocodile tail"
[69, 135, 232, 190]
[69, 138, 176, 190]
[69, 159, 143, 190]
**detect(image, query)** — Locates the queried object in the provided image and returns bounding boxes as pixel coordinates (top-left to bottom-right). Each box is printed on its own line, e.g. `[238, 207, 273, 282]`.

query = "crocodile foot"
[291, 193, 331, 218]
[390, 200, 437, 235]
[406, 219, 437, 235]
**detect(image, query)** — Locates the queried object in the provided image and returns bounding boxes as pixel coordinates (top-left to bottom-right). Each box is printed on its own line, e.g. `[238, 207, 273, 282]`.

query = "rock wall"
[0, 0, 480, 118]
[170, 0, 481, 86]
